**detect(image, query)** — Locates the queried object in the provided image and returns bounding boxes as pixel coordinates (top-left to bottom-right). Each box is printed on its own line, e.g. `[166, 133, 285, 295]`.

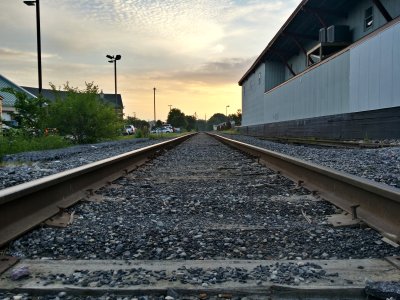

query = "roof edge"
[0, 74, 37, 98]
[238, 0, 310, 86]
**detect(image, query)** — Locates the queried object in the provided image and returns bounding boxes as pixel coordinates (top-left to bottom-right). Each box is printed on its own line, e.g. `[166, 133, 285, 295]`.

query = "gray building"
[0, 74, 37, 124]
[239, 0, 400, 139]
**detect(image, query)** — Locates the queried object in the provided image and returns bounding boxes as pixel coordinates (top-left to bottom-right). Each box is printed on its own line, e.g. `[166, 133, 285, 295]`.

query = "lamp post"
[106, 54, 121, 110]
[226, 105, 230, 117]
[24, 0, 42, 94]
[153, 87, 156, 123]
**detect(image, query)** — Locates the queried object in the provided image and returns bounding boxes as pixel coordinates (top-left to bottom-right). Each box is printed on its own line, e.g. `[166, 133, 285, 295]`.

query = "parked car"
[162, 126, 173, 133]
[150, 127, 159, 134]
[150, 126, 173, 134]
[124, 125, 136, 135]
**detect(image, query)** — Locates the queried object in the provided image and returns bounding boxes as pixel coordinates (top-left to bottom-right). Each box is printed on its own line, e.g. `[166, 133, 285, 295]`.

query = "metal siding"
[242, 64, 266, 126]
[381, 0, 400, 18]
[349, 21, 400, 112]
[393, 22, 400, 107]
[379, 29, 392, 108]
[265, 61, 285, 91]
[263, 51, 350, 124]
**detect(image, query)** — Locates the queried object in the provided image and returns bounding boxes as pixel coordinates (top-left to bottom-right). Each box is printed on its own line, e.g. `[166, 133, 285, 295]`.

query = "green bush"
[0, 132, 71, 160]
[134, 129, 144, 138]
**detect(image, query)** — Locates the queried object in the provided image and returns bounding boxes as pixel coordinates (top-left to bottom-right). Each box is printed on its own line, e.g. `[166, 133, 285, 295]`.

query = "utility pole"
[153, 87, 156, 123]
[24, 0, 42, 94]
[106, 54, 122, 110]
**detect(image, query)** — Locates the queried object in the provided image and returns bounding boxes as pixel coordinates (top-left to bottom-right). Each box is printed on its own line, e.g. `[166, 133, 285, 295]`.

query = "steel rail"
[0, 134, 196, 248]
[210, 133, 400, 243]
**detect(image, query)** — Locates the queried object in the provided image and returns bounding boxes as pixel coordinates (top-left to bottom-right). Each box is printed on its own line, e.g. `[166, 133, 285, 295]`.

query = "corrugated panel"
[349, 21, 400, 111]
[242, 64, 266, 126]
[263, 51, 350, 124]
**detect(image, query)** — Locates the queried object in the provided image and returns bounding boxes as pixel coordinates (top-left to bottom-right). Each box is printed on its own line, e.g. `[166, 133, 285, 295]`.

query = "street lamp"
[24, 0, 42, 94]
[226, 105, 230, 117]
[106, 54, 121, 109]
[153, 87, 156, 123]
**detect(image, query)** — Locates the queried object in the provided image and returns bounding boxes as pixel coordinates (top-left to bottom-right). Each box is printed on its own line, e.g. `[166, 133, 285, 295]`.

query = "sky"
[0, 0, 300, 121]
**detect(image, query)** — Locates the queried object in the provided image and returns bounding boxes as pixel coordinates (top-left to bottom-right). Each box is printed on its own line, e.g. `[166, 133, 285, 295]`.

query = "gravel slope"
[0, 138, 169, 190]
[221, 134, 400, 189]
[9, 134, 399, 262]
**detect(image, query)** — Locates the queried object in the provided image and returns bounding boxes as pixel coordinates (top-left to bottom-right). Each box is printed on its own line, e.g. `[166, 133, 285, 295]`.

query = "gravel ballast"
[1, 133, 399, 191]
[0, 138, 170, 190]
[8, 134, 400, 263]
[221, 134, 400, 189]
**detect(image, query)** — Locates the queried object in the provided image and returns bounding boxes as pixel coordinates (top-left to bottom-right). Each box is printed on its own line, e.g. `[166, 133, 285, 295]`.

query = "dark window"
[365, 6, 374, 31]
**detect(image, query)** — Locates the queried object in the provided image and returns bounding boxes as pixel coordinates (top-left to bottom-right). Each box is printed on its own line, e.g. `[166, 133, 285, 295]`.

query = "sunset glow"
[0, 0, 300, 121]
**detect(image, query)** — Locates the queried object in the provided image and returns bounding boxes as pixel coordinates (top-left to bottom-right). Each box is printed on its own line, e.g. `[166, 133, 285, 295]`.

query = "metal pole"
[168, 105, 172, 112]
[36, 0, 42, 94]
[114, 60, 117, 109]
[153, 87, 156, 122]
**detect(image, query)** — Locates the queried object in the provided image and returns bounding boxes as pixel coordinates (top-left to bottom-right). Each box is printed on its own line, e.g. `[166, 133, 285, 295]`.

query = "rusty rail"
[0, 134, 195, 248]
[210, 133, 400, 243]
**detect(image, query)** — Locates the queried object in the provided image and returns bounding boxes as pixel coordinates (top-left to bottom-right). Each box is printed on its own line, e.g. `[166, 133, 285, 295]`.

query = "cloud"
[0, 48, 36, 59]
[148, 57, 256, 85]
[0, 0, 303, 120]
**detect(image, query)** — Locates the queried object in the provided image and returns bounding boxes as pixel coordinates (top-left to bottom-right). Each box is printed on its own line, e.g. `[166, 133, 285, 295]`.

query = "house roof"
[21, 87, 124, 109]
[0, 74, 37, 107]
[238, 0, 359, 85]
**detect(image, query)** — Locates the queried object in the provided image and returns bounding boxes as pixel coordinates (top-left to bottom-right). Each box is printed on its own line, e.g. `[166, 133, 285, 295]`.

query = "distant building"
[0, 74, 36, 124]
[22, 87, 124, 117]
[239, 0, 400, 139]
[0, 73, 125, 124]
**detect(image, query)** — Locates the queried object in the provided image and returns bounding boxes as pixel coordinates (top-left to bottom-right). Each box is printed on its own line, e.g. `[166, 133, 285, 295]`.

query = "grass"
[0, 130, 188, 161]
[148, 132, 186, 139]
[0, 134, 72, 161]
[220, 129, 240, 135]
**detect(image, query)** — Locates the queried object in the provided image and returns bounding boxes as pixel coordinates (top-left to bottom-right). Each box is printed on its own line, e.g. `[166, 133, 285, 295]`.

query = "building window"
[258, 72, 261, 85]
[364, 6, 374, 31]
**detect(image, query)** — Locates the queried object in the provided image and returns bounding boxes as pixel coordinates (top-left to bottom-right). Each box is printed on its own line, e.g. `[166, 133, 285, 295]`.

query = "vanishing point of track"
[0, 132, 399, 299]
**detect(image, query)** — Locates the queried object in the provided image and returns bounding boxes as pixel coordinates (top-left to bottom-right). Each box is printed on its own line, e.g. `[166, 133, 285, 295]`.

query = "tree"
[228, 109, 242, 126]
[1, 88, 47, 132]
[47, 82, 122, 143]
[196, 120, 207, 131]
[207, 113, 226, 130]
[185, 115, 197, 131]
[167, 108, 187, 129]
[155, 120, 163, 128]
[125, 116, 150, 130]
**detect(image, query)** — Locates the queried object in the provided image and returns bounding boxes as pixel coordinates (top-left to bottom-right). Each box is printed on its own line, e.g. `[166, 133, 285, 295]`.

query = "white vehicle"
[162, 126, 173, 133]
[124, 125, 136, 135]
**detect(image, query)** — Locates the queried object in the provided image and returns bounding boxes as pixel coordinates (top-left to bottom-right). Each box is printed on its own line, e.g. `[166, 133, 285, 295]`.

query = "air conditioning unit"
[319, 28, 327, 43]
[327, 25, 350, 43]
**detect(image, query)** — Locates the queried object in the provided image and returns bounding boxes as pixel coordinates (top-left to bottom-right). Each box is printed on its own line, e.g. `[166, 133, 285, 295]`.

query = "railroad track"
[256, 136, 396, 149]
[0, 133, 399, 299]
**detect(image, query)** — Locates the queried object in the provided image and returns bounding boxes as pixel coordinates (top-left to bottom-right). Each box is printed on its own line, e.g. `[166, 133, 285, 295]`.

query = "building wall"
[242, 20, 400, 126]
[347, 0, 400, 41]
[349, 20, 400, 111]
[265, 61, 285, 91]
[241, 63, 265, 126]
[264, 51, 350, 124]
[278, 0, 400, 85]
[1, 107, 15, 122]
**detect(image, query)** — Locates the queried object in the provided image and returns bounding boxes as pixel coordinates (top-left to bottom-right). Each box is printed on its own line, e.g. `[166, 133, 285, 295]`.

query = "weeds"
[0, 131, 71, 161]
